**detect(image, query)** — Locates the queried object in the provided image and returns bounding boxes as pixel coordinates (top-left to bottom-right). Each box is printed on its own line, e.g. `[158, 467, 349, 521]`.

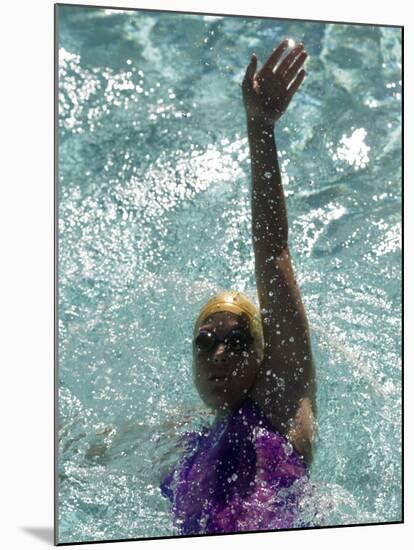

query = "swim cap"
[193, 291, 264, 358]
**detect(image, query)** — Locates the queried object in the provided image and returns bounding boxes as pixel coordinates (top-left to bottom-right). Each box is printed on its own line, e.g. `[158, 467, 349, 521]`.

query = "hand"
[242, 39, 307, 128]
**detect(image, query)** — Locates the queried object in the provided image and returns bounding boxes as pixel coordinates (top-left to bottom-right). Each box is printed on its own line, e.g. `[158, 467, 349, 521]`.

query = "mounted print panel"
[55, 3, 402, 545]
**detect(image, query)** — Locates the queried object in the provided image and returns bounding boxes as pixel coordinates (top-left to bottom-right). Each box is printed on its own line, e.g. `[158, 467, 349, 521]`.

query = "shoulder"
[248, 390, 315, 468]
[252, 421, 308, 485]
[177, 426, 211, 454]
[159, 427, 211, 501]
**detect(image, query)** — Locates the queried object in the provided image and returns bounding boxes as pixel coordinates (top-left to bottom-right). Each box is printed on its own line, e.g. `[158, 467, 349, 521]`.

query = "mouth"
[208, 374, 229, 383]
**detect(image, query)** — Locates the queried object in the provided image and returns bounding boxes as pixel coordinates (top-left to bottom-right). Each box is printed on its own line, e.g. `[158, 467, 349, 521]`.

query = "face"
[192, 310, 261, 414]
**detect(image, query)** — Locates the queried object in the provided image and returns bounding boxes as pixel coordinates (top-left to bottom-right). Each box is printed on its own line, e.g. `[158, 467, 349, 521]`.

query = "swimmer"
[161, 39, 317, 535]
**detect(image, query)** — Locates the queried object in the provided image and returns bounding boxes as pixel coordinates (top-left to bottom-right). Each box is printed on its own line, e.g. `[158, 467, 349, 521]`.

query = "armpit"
[286, 397, 316, 466]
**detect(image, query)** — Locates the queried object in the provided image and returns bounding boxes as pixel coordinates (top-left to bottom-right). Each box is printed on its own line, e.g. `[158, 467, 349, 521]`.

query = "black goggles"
[194, 328, 254, 354]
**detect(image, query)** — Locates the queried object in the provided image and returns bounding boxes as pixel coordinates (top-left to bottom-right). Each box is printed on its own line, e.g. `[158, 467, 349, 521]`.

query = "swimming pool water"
[57, 5, 402, 543]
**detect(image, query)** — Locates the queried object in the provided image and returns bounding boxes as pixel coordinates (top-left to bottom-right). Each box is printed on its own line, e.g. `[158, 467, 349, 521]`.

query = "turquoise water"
[57, 5, 402, 544]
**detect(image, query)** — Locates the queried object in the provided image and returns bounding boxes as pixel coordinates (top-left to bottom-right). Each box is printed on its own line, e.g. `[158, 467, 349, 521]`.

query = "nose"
[213, 342, 227, 363]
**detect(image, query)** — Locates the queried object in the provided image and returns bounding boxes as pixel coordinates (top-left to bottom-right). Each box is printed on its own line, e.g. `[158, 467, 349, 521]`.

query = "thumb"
[243, 53, 257, 89]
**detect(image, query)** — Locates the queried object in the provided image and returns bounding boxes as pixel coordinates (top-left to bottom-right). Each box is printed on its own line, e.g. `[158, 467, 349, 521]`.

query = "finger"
[284, 51, 307, 85]
[243, 53, 258, 89]
[259, 39, 289, 75]
[277, 43, 305, 77]
[286, 69, 306, 98]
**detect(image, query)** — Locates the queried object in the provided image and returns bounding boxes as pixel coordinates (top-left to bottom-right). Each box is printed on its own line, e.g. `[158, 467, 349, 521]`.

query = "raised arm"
[242, 40, 316, 465]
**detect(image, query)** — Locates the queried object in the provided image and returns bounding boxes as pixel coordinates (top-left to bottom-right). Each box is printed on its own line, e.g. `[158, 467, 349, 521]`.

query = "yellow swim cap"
[193, 291, 264, 357]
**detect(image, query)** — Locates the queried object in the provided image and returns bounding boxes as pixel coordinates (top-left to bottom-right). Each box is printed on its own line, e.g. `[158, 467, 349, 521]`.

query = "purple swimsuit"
[160, 397, 309, 535]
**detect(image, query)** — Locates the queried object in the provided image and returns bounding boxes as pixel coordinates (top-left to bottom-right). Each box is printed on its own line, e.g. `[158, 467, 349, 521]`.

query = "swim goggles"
[194, 328, 254, 354]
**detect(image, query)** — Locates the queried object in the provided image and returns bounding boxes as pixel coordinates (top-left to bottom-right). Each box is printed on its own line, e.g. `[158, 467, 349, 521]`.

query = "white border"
[1, 1, 410, 549]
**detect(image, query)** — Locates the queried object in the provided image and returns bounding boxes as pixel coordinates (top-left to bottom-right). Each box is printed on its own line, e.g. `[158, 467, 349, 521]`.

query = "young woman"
[160, 39, 317, 535]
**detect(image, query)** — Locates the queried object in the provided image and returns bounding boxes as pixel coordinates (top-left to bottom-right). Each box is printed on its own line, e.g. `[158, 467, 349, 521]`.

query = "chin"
[200, 389, 248, 412]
